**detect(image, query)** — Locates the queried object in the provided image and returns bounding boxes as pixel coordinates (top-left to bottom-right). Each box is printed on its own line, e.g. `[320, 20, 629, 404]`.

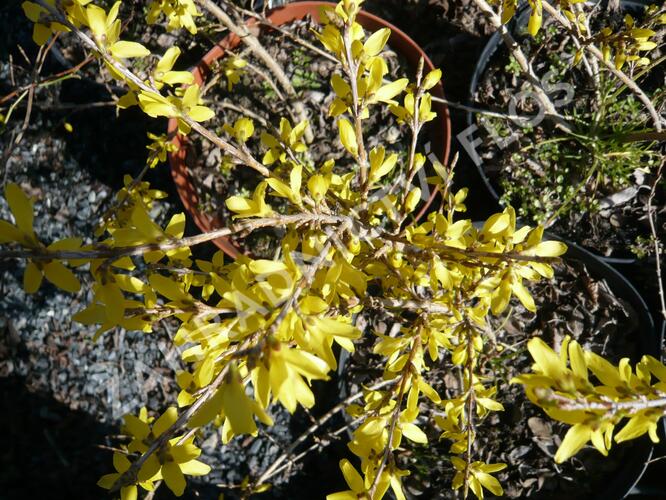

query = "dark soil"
[471, 3, 666, 258]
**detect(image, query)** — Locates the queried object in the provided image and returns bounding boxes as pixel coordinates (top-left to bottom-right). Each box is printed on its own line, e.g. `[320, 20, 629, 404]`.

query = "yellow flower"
[138, 84, 214, 134]
[223, 57, 247, 91]
[225, 182, 273, 218]
[1, 183, 82, 294]
[451, 457, 507, 499]
[116, 408, 211, 497]
[326, 459, 367, 500]
[253, 343, 330, 413]
[97, 452, 149, 500]
[85, 2, 150, 59]
[153, 47, 195, 89]
[146, 132, 178, 168]
[146, 0, 201, 35]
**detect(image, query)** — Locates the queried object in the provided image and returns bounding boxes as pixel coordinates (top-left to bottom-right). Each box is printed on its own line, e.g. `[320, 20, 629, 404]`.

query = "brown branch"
[545, 391, 666, 414]
[35, 0, 270, 177]
[341, 18, 369, 193]
[222, 1, 339, 64]
[110, 362, 233, 492]
[253, 379, 395, 487]
[366, 296, 452, 316]
[471, 0, 572, 132]
[647, 159, 666, 320]
[0, 55, 94, 105]
[368, 335, 420, 497]
[0, 214, 347, 261]
[400, 58, 425, 207]
[462, 322, 477, 498]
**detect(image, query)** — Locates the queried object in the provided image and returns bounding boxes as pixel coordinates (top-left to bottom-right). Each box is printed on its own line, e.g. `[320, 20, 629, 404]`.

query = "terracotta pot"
[168, 1, 451, 257]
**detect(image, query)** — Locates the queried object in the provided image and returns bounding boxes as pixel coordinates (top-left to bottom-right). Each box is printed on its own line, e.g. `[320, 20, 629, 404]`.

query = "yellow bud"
[404, 187, 421, 213]
[346, 236, 361, 255]
[389, 251, 403, 269]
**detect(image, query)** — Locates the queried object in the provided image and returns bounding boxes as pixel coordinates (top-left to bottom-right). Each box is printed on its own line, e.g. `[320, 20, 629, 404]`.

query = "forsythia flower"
[145, 132, 178, 168]
[0, 183, 81, 293]
[222, 57, 247, 91]
[146, 0, 201, 34]
[97, 452, 159, 500]
[138, 84, 215, 134]
[121, 407, 211, 496]
[85, 2, 150, 59]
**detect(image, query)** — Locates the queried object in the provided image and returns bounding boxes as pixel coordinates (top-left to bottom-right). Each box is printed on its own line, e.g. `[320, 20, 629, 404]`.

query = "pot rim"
[168, 0, 451, 257]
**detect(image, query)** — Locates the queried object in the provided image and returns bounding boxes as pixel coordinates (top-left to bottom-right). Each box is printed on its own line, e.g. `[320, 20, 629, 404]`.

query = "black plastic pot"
[466, 0, 651, 266]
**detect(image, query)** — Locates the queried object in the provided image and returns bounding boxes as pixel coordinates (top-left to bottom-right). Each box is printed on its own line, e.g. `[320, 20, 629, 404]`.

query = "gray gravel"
[0, 115, 299, 498]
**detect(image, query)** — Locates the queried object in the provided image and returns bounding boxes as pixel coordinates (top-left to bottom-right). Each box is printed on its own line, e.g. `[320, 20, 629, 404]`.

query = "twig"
[647, 159, 666, 320]
[431, 95, 534, 122]
[368, 336, 420, 497]
[366, 296, 452, 316]
[0, 55, 94, 105]
[35, 0, 270, 177]
[253, 379, 395, 486]
[110, 361, 234, 492]
[197, 0, 296, 97]
[341, 16, 370, 193]
[223, 0, 339, 63]
[400, 58, 425, 206]
[471, 0, 572, 132]
[0, 213, 348, 261]
[256, 416, 365, 484]
[462, 323, 477, 498]
[545, 391, 666, 414]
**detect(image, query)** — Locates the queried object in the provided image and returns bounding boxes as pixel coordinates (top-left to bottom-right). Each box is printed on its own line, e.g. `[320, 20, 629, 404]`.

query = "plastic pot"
[466, 0, 650, 265]
[168, 1, 451, 258]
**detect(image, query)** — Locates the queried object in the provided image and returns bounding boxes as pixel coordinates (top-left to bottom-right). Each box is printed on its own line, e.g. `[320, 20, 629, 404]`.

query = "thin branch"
[545, 391, 666, 414]
[0, 214, 347, 261]
[430, 95, 534, 122]
[341, 18, 369, 193]
[647, 159, 666, 320]
[0, 55, 94, 105]
[541, 0, 663, 132]
[368, 336, 420, 497]
[110, 362, 233, 492]
[471, 0, 572, 132]
[366, 296, 452, 316]
[35, 0, 270, 177]
[400, 58, 425, 206]
[253, 379, 395, 486]
[222, 0, 339, 64]
[197, 0, 296, 97]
